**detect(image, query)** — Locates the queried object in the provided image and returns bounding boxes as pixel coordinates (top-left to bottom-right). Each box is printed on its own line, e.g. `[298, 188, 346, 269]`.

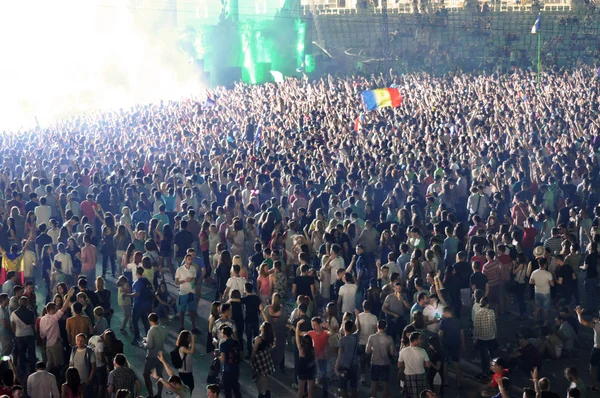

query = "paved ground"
[31, 267, 599, 398]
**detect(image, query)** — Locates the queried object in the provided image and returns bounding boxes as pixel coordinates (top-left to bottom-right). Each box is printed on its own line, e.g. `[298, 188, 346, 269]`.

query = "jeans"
[132, 306, 150, 341]
[585, 278, 598, 313]
[102, 253, 116, 277]
[477, 338, 496, 373]
[245, 321, 260, 356]
[317, 359, 329, 394]
[16, 335, 35, 377]
[515, 283, 527, 316]
[221, 371, 242, 398]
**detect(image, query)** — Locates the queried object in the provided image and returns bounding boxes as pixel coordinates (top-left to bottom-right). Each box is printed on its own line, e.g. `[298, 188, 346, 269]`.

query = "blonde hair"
[96, 276, 105, 291]
[232, 255, 243, 266]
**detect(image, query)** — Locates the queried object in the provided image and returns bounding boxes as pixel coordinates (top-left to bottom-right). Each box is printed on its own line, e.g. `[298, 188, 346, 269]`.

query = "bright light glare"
[0, 0, 202, 130]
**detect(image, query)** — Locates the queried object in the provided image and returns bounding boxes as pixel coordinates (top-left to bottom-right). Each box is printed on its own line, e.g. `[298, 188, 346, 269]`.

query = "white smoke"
[0, 0, 202, 129]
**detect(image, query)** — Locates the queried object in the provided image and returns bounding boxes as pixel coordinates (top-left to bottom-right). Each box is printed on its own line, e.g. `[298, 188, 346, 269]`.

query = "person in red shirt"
[496, 244, 514, 315]
[483, 251, 502, 315]
[514, 217, 538, 261]
[79, 194, 97, 224]
[306, 317, 332, 397]
[476, 357, 509, 396]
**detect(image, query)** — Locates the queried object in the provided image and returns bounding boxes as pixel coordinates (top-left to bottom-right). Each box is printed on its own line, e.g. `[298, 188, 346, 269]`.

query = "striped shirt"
[483, 260, 502, 287]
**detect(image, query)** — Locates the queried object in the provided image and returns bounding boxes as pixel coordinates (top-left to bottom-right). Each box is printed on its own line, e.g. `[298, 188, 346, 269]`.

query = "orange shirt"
[308, 329, 329, 360]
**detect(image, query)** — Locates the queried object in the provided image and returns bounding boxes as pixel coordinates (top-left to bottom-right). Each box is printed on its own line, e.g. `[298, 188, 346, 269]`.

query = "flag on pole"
[254, 124, 262, 150]
[354, 113, 364, 132]
[531, 13, 541, 34]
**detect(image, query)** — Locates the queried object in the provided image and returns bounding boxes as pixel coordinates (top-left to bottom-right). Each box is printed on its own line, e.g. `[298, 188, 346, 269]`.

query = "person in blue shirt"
[410, 292, 429, 322]
[152, 204, 170, 232]
[123, 266, 153, 345]
[132, 201, 151, 229]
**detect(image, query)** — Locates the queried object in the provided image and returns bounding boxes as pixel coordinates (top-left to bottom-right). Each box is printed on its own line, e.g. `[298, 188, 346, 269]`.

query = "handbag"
[338, 333, 358, 378]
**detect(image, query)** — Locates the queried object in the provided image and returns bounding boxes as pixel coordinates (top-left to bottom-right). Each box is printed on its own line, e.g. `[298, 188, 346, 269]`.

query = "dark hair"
[114, 353, 127, 367]
[65, 367, 81, 396]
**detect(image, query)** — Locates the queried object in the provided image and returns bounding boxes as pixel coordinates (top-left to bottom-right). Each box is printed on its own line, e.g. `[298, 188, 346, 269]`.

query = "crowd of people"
[0, 65, 599, 398]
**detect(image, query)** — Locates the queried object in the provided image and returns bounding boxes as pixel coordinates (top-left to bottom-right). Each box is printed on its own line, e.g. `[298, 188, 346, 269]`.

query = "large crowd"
[0, 65, 600, 398]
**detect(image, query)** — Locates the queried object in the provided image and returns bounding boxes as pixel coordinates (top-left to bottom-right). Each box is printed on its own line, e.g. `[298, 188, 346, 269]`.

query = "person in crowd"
[143, 313, 168, 398]
[175, 254, 200, 334]
[153, 352, 192, 398]
[365, 319, 395, 398]
[398, 332, 430, 398]
[107, 354, 141, 398]
[68, 334, 96, 398]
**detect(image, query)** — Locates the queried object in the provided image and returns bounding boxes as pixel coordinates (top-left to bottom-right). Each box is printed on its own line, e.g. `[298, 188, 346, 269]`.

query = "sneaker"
[131, 340, 141, 347]
[291, 383, 298, 389]
[120, 328, 128, 336]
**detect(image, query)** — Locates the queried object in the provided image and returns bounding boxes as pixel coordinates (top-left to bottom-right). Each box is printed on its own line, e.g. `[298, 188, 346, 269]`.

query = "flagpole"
[537, 25, 541, 87]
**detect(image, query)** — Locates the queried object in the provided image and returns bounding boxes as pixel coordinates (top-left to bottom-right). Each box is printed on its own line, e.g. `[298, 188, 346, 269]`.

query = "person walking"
[174, 330, 195, 394]
[68, 333, 96, 398]
[107, 354, 141, 398]
[143, 313, 168, 398]
[250, 322, 276, 398]
[175, 254, 200, 334]
[398, 332, 430, 398]
[365, 320, 395, 398]
[219, 325, 243, 398]
[473, 297, 497, 380]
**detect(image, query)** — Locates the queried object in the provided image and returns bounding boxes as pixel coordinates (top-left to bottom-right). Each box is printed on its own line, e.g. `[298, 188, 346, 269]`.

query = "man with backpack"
[143, 313, 167, 398]
[219, 326, 242, 398]
[69, 333, 96, 398]
[123, 266, 154, 346]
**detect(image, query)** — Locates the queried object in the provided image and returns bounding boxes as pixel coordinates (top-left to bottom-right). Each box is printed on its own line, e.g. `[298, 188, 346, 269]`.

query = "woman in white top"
[54, 243, 73, 279]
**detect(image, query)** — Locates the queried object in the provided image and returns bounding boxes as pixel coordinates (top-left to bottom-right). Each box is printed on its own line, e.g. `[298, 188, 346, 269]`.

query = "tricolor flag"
[354, 113, 364, 131]
[361, 88, 402, 111]
[531, 13, 541, 34]
[203, 90, 216, 108]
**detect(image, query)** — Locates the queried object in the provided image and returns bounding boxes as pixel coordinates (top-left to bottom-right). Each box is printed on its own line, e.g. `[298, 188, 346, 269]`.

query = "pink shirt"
[39, 310, 63, 346]
[81, 244, 98, 272]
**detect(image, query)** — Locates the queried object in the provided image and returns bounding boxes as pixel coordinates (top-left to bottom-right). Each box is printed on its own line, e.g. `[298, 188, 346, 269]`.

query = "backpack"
[141, 278, 154, 301]
[71, 346, 93, 374]
[170, 347, 186, 369]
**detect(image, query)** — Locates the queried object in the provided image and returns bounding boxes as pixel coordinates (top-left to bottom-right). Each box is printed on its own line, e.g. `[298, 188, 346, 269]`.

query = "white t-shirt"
[88, 336, 105, 367]
[398, 346, 430, 375]
[226, 276, 247, 299]
[423, 305, 443, 333]
[530, 269, 553, 294]
[329, 257, 345, 285]
[126, 262, 140, 281]
[358, 312, 378, 345]
[175, 265, 197, 296]
[338, 284, 357, 314]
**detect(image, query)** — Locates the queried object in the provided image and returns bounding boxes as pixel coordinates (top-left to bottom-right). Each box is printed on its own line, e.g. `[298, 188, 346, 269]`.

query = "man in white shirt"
[322, 244, 345, 298]
[40, 292, 73, 371]
[529, 258, 554, 324]
[223, 264, 247, 301]
[358, 301, 378, 384]
[27, 362, 60, 398]
[398, 331, 430, 398]
[69, 333, 96, 397]
[21, 247, 37, 285]
[34, 197, 51, 227]
[175, 254, 199, 334]
[337, 273, 358, 314]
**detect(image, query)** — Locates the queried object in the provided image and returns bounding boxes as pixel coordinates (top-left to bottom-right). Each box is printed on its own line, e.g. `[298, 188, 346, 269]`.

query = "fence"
[301, 4, 600, 73]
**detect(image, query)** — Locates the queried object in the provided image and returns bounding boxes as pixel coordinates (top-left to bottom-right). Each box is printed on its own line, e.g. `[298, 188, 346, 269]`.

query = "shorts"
[534, 293, 551, 310]
[488, 285, 500, 304]
[445, 346, 460, 363]
[178, 293, 197, 313]
[143, 356, 164, 375]
[590, 347, 600, 367]
[338, 366, 358, 389]
[370, 365, 390, 382]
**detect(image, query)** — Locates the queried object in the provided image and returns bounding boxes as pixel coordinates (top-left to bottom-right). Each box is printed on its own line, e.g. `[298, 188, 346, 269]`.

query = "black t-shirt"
[173, 230, 194, 257]
[219, 338, 241, 374]
[585, 251, 599, 279]
[241, 295, 261, 323]
[539, 391, 560, 398]
[470, 272, 488, 291]
[294, 275, 314, 298]
[453, 261, 472, 289]
[35, 233, 53, 251]
[556, 265, 574, 290]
